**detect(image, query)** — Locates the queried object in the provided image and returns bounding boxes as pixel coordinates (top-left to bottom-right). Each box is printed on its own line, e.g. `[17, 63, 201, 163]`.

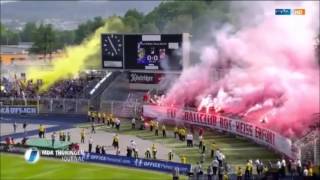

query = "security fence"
[0, 97, 143, 117]
[100, 100, 143, 118]
[0, 97, 90, 115]
[294, 130, 320, 166]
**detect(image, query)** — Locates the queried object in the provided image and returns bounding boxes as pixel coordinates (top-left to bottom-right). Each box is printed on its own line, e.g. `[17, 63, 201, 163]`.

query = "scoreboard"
[101, 34, 190, 71]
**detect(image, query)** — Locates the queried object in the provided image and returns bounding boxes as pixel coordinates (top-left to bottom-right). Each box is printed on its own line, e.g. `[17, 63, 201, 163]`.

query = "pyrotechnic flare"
[27, 17, 126, 91]
[198, 94, 214, 113]
[164, 1, 319, 137]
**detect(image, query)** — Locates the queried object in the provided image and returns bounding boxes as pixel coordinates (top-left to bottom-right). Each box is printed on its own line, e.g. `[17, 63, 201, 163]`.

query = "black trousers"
[213, 167, 217, 175]
[199, 141, 203, 149]
[89, 143, 92, 153]
[211, 150, 214, 158]
[91, 127, 96, 133]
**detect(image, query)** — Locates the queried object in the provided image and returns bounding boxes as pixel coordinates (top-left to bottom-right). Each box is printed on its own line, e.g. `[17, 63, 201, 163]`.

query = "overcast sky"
[1, 1, 161, 22]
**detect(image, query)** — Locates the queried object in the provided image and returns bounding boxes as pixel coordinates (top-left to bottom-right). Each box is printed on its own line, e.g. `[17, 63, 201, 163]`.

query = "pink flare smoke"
[164, 2, 319, 138]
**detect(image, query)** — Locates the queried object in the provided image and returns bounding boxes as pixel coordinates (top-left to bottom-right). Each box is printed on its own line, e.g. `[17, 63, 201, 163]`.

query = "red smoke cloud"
[164, 2, 319, 138]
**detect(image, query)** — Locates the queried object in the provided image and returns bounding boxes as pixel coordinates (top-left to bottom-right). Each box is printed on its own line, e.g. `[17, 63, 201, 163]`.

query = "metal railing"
[100, 100, 143, 118]
[294, 129, 320, 165]
[0, 97, 90, 114]
[0, 97, 143, 116]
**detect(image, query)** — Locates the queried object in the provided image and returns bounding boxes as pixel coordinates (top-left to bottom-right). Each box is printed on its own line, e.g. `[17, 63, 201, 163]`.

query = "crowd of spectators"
[40, 79, 87, 98]
[143, 89, 199, 109]
[143, 90, 166, 106]
[0, 75, 101, 99]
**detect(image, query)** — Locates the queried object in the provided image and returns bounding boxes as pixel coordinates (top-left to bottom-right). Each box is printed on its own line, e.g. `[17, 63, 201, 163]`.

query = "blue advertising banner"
[82, 152, 191, 174]
[0, 106, 38, 114]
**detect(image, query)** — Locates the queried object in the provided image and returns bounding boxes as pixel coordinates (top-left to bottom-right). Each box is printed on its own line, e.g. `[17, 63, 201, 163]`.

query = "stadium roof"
[0, 42, 33, 54]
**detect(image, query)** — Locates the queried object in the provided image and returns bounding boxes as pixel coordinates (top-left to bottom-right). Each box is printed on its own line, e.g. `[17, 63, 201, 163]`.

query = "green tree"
[163, 15, 193, 33]
[141, 23, 159, 33]
[20, 22, 37, 42]
[30, 24, 57, 59]
[55, 30, 75, 48]
[74, 16, 105, 44]
[123, 16, 140, 32]
[142, 1, 231, 37]
[0, 23, 19, 45]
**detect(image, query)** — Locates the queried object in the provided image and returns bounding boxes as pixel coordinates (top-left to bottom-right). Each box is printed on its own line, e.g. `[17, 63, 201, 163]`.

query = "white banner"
[143, 105, 298, 159]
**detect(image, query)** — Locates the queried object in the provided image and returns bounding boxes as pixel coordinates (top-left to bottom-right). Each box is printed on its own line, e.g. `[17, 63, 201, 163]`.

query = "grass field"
[97, 119, 280, 172]
[0, 153, 177, 180]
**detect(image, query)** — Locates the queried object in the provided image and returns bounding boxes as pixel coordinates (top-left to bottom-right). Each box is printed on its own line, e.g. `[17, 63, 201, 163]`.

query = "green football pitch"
[0, 153, 178, 180]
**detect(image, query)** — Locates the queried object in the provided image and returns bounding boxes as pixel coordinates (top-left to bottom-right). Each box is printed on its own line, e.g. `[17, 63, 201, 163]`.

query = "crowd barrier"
[0, 144, 191, 175]
[0, 97, 142, 117]
[143, 105, 299, 159]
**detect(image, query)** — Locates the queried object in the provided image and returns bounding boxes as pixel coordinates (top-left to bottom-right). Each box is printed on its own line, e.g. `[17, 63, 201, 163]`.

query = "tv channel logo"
[24, 148, 40, 164]
[275, 9, 291, 15]
[293, 9, 305, 15]
[275, 8, 305, 15]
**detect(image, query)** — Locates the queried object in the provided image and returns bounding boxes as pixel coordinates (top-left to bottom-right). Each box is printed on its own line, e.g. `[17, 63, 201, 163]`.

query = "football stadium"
[0, 1, 319, 180]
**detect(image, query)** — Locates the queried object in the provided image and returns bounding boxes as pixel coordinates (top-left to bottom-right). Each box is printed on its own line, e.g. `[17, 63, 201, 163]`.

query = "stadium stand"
[0, 73, 104, 99]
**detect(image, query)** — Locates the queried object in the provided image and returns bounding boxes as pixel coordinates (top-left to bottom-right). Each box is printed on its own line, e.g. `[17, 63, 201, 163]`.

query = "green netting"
[26, 138, 71, 150]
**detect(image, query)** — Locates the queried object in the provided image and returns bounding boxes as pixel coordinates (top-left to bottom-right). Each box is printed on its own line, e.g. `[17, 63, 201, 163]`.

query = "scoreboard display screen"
[102, 34, 184, 71]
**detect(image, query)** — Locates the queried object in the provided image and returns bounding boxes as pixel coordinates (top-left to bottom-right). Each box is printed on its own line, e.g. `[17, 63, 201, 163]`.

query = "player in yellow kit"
[80, 129, 85, 143]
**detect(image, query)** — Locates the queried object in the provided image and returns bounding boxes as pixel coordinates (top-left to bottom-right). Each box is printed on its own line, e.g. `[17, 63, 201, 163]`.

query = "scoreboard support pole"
[182, 33, 191, 69]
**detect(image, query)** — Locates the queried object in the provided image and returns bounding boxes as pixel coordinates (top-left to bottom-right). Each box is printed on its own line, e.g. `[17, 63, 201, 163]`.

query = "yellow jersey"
[113, 136, 119, 142]
[181, 157, 187, 164]
[308, 168, 313, 176]
[152, 145, 157, 152]
[237, 169, 242, 176]
[246, 163, 253, 171]
[223, 174, 229, 180]
[181, 129, 186, 136]
[211, 143, 216, 150]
